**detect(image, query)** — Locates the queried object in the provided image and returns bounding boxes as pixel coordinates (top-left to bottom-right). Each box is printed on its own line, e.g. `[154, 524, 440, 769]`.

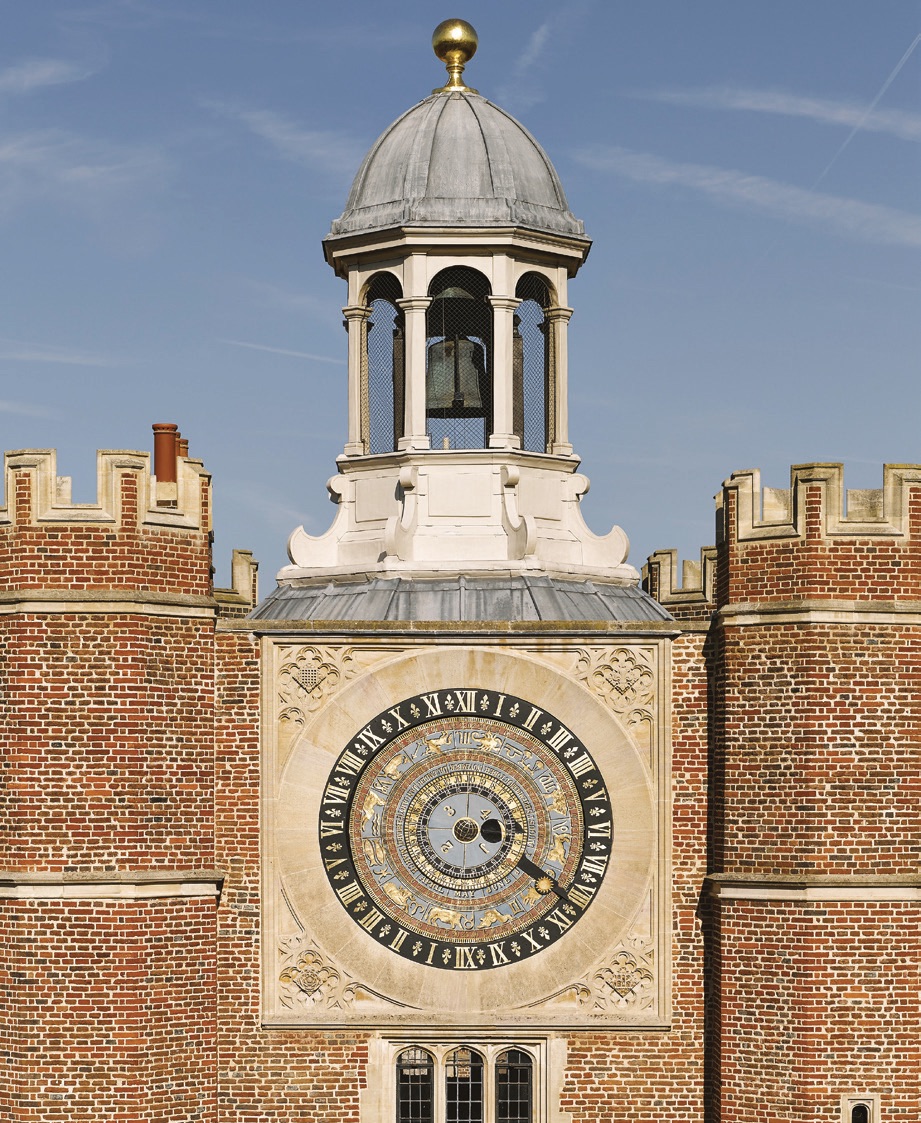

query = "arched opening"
[495, 1049, 533, 1123]
[445, 1046, 484, 1123]
[396, 1046, 434, 1123]
[366, 272, 404, 454]
[426, 267, 492, 450]
[514, 273, 552, 453]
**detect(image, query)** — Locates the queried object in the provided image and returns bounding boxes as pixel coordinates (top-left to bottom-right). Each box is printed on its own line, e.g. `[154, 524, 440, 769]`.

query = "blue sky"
[2, 1, 920, 591]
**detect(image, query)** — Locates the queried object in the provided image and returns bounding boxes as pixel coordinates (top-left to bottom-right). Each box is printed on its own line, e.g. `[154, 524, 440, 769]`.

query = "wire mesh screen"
[366, 273, 404, 454]
[495, 1050, 533, 1123]
[396, 1047, 434, 1123]
[445, 1047, 484, 1123]
[515, 273, 551, 453]
[426, 267, 492, 450]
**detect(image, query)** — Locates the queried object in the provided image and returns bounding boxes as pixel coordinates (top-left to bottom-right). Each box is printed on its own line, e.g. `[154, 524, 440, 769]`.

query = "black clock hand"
[510, 822, 571, 903]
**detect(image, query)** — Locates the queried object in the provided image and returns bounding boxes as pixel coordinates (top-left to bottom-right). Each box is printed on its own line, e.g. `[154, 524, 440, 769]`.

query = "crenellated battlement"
[646, 463, 921, 614]
[214, 548, 259, 617]
[0, 447, 211, 532]
[0, 446, 214, 597]
[643, 546, 717, 619]
[717, 463, 921, 544]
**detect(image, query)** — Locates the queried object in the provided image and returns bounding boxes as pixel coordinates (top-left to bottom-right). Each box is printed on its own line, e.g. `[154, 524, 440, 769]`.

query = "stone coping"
[706, 873, 921, 901]
[0, 869, 224, 900]
[229, 618, 679, 636]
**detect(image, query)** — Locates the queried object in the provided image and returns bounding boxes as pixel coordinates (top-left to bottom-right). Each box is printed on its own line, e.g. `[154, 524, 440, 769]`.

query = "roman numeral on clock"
[358, 907, 385, 933]
[335, 881, 364, 906]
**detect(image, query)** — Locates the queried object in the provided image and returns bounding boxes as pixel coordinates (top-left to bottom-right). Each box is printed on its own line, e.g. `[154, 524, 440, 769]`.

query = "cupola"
[258, 20, 659, 620]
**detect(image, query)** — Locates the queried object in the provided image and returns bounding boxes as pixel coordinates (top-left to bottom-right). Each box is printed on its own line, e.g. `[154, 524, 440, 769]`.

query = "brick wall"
[715, 901, 919, 1121]
[0, 899, 217, 1122]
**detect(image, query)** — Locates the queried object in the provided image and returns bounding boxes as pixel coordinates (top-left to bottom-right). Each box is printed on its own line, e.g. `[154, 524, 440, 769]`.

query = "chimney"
[152, 423, 179, 506]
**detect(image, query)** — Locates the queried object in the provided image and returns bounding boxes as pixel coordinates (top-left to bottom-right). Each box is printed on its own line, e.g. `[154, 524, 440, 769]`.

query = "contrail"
[812, 30, 921, 188]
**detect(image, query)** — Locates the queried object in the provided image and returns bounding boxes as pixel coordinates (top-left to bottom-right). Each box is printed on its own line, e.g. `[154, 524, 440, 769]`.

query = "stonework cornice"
[717, 599, 921, 627]
[0, 869, 225, 900]
[706, 873, 921, 901]
[0, 588, 218, 616]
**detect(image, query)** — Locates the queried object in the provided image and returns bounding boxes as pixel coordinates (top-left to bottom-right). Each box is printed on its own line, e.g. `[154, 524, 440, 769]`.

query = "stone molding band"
[718, 599, 921, 628]
[0, 588, 218, 618]
[706, 873, 921, 902]
[0, 869, 224, 900]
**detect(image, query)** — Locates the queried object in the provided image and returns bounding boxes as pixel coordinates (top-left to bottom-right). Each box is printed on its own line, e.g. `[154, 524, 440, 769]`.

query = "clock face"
[319, 687, 612, 972]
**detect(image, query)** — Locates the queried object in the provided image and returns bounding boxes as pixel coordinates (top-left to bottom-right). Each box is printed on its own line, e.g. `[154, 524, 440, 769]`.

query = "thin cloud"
[637, 86, 921, 143]
[220, 339, 345, 365]
[0, 399, 53, 417]
[0, 128, 171, 226]
[0, 338, 121, 366]
[230, 480, 314, 533]
[497, 22, 552, 111]
[242, 279, 335, 318]
[205, 100, 364, 177]
[517, 24, 552, 75]
[0, 59, 95, 96]
[574, 145, 921, 249]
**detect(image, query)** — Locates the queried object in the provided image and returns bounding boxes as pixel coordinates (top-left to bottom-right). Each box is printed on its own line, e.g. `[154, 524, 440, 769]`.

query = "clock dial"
[319, 688, 612, 971]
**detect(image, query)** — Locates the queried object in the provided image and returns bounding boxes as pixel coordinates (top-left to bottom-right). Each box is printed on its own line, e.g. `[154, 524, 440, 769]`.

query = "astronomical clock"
[263, 642, 670, 1030]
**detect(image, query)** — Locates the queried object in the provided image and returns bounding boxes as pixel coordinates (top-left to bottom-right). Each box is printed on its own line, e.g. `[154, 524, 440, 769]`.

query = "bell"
[426, 337, 486, 415]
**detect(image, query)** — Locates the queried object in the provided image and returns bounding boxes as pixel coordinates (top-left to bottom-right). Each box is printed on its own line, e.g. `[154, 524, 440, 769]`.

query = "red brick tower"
[0, 436, 254, 1121]
[647, 463, 921, 1123]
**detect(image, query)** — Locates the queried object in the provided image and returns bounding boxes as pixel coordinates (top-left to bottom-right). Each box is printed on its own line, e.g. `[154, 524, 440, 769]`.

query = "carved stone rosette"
[278, 935, 343, 1009]
[574, 646, 657, 758]
[590, 940, 656, 1013]
[278, 933, 411, 1014]
[277, 644, 357, 728]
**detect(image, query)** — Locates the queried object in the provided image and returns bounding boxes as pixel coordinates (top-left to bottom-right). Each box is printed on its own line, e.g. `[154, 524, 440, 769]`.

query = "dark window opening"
[445, 1046, 484, 1123]
[366, 272, 404, 454]
[496, 1049, 533, 1123]
[396, 1047, 434, 1123]
[426, 267, 492, 450]
[514, 273, 552, 453]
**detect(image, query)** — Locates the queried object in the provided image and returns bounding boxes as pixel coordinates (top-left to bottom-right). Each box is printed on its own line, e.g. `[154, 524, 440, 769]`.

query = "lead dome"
[328, 90, 584, 240]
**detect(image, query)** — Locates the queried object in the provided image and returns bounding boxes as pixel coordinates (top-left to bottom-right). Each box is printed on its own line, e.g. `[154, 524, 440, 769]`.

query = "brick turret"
[0, 440, 254, 1122]
[646, 463, 921, 1123]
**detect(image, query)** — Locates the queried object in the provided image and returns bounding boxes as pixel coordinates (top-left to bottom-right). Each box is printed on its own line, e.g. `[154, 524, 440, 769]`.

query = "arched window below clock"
[445, 1046, 484, 1122]
[840, 1094, 878, 1123]
[495, 1049, 532, 1123]
[393, 1043, 536, 1123]
[397, 1047, 435, 1123]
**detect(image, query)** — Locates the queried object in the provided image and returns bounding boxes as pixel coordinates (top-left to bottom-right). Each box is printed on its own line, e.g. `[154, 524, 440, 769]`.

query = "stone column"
[342, 305, 371, 456]
[545, 306, 574, 456]
[487, 295, 521, 450]
[396, 297, 432, 450]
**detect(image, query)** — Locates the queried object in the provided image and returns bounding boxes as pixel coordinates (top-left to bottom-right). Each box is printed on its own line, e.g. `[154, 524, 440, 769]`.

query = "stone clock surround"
[262, 635, 671, 1029]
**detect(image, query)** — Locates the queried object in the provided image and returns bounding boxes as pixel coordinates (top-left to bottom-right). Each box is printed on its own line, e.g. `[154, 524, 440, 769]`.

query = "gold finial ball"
[432, 18, 478, 66]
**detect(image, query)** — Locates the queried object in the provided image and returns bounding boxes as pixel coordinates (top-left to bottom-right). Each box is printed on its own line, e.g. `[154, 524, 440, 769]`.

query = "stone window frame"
[840, 1093, 879, 1123]
[363, 1036, 562, 1123]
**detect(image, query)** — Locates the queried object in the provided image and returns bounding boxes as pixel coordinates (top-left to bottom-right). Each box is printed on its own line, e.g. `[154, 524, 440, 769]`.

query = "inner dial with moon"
[319, 688, 613, 971]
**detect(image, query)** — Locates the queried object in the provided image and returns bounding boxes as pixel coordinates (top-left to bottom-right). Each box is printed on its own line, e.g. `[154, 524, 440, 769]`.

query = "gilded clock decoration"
[319, 688, 613, 971]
